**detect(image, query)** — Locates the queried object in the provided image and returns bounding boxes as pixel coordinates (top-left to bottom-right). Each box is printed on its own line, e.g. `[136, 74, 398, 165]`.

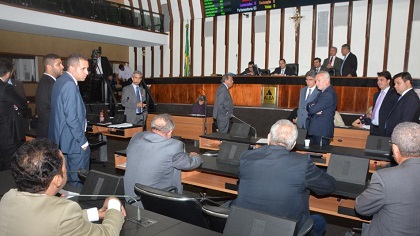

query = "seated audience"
[191, 95, 206, 115]
[352, 106, 372, 128]
[0, 139, 125, 235]
[355, 122, 420, 235]
[240, 61, 260, 76]
[124, 114, 203, 197]
[231, 119, 336, 236]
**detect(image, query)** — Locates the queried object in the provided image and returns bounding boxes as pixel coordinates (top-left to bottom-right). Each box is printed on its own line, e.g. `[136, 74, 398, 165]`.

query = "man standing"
[124, 114, 203, 196]
[0, 58, 27, 171]
[307, 71, 338, 146]
[355, 122, 420, 235]
[296, 70, 320, 129]
[121, 70, 147, 126]
[49, 53, 90, 187]
[35, 54, 64, 138]
[89, 48, 113, 103]
[311, 57, 322, 74]
[271, 59, 295, 76]
[213, 73, 234, 133]
[370, 71, 399, 136]
[0, 139, 125, 235]
[384, 72, 420, 137]
[231, 119, 336, 236]
[340, 44, 357, 77]
[321, 46, 343, 75]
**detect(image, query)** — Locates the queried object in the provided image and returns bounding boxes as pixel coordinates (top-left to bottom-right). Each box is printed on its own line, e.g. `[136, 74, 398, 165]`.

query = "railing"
[1, 0, 164, 33]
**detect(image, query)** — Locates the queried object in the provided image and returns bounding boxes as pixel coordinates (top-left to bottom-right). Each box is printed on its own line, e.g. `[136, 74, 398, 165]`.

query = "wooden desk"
[92, 124, 143, 138]
[331, 127, 369, 149]
[147, 114, 213, 140]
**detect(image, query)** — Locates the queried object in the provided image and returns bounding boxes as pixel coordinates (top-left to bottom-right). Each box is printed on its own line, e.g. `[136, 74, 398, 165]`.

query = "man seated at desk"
[124, 114, 203, 197]
[230, 119, 336, 236]
[0, 139, 125, 235]
[355, 122, 420, 235]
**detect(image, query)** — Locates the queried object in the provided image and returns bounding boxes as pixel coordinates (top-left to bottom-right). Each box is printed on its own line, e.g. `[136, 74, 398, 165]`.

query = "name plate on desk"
[261, 85, 278, 107]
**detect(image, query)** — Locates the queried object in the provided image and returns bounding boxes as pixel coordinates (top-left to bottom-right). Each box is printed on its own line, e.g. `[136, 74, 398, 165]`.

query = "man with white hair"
[355, 122, 420, 235]
[232, 119, 336, 236]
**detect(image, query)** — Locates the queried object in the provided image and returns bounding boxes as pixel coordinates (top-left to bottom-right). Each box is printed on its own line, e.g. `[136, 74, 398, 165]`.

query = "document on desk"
[108, 123, 133, 128]
[256, 138, 268, 144]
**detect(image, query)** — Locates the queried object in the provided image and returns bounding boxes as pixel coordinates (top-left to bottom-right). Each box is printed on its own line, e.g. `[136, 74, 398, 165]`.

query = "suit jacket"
[384, 89, 420, 136]
[232, 145, 336, 230]
[307, 85, 338, 138]
[340, 52, 357, 76]
[48, 72, 88, 154]
[370, 88, 399, 137]
[35, 74, 56, 138]
[213, 83, 233, 121]
[121, 84, 147, 124]
[124, 131, 203, 196]
[0, 80, 27, 147]
[296, 86, 319, 129]
[271, 66, 296, 76]
[0, 189, 123, 236]
[321, 56, 343, 75]
[355, 158, 420, 236]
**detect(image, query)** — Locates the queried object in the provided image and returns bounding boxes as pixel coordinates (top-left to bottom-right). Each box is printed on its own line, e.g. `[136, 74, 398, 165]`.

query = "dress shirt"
[118, 66, 133, 80]
[95, 57, 103, 75]
[371, 86, 390, 125]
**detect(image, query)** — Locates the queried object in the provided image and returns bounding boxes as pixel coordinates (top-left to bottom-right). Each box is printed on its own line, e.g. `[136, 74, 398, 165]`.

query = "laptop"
[327, 154, 369, 198]
[216, 141, 250, 165]
[296, 128, 307, 145]
[229, 123, 251, 138]
[364, 135, 392, 158]
[223, 206, 297, 236]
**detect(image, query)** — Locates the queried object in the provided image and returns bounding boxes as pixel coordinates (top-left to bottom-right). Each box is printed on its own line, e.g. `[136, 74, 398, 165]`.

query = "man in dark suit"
[321, 46, 343, 76]
[240, 61, 260, 76]
[356, 122, 420, 235]
[370, 71, 399, 136]
[0, 58, 27, 171]
[340, 44, 357, 76]
[311, 57, 322, 74]
[213, 73, 234, 133]
[231, 119, 336, 236]
[89, 48, 113, 103]
[49, 53, 90, 187]
[307, 71, 338, 146]
[271, 59, 296, 76]
[121, 70, 147, 125]
[35, 54, 64, 138]
[296, 70, 319, 128]
[384, 72, 420, 137]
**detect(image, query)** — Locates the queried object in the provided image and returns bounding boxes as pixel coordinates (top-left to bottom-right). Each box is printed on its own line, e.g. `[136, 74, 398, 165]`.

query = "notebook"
[223, 206, 297, 236]
[216, 141, 250, 165]
[364, 135, 392, 158]
[327, 154, 369, 198]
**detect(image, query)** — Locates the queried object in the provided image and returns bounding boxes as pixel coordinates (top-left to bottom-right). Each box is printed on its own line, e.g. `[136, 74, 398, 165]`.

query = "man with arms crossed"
[231, 119, 336, 236]
[124, 114, 203, 197]
[296, 70, 319, 129]
[121, 70, 147, 125]
[49, 53, 90, 188]
[213, 73, 234, 133]
[35, 53, 64, 138]
[0, 139, 125, 236]
[355, 122, 420, 235]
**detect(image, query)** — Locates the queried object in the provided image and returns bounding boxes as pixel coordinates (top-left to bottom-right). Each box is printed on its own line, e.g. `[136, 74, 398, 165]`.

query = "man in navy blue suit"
[307, 71, 338, 146]
[384, 72, 420, 137]
[49, 53, 90, 187]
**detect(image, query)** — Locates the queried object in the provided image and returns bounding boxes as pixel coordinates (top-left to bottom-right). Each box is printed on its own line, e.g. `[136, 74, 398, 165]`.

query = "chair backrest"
[287, 63, 299, 76]
[134, 183, 209, 228]
[202, 204, 230, 233]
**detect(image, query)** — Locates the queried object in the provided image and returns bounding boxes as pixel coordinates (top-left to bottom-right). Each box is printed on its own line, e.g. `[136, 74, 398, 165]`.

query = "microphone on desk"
[231, 114, 258, 139]
[67, 194, 141, 223]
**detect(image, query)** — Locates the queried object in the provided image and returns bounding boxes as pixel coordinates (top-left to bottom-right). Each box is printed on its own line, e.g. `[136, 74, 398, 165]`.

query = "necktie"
[371, 90, 385, 121]
[136, 86, 142, 114]
[306, 88, 312, 101]
[329, 57, 333, 65]
[340, 56, 347, 75]
[281, 68, 285, 74]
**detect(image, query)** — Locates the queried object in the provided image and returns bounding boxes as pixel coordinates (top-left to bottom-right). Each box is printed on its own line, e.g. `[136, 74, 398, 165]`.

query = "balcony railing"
[2, 0, 165, 33]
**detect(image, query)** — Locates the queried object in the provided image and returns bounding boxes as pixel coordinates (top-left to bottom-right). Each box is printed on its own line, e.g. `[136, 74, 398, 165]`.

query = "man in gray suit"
[355, 122, 420, 235]
[213, 73, 234, 133]
[124, 114, 203, 197]
[121, 70, 147, 126]
[296, 70, 319, 129]
[321, 46, 343, 76]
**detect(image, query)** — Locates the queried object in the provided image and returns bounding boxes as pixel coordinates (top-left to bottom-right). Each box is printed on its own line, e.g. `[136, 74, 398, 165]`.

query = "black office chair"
[134, 183, 210, 229]
[287, 63, 299, 76]
[202, 204, 230, 233]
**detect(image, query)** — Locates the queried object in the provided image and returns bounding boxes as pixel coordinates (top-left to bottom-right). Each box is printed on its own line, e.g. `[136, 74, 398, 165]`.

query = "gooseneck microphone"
[68, 194, 141, 223]
[231, 114, 258, 139]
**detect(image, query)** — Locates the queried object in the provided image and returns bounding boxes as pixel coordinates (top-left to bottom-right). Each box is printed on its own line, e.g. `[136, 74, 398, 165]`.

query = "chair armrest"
[161, 186, 178, 193]
[297, 217, 314, 236]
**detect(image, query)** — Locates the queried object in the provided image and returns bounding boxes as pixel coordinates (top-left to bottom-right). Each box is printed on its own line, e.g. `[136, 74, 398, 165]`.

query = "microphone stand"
[203, 96, 207, 134]
[231, 115, 257, 139]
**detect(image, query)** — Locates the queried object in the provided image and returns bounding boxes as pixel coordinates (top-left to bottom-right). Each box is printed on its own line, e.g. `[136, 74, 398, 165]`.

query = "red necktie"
[329, 57, 333, 65]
